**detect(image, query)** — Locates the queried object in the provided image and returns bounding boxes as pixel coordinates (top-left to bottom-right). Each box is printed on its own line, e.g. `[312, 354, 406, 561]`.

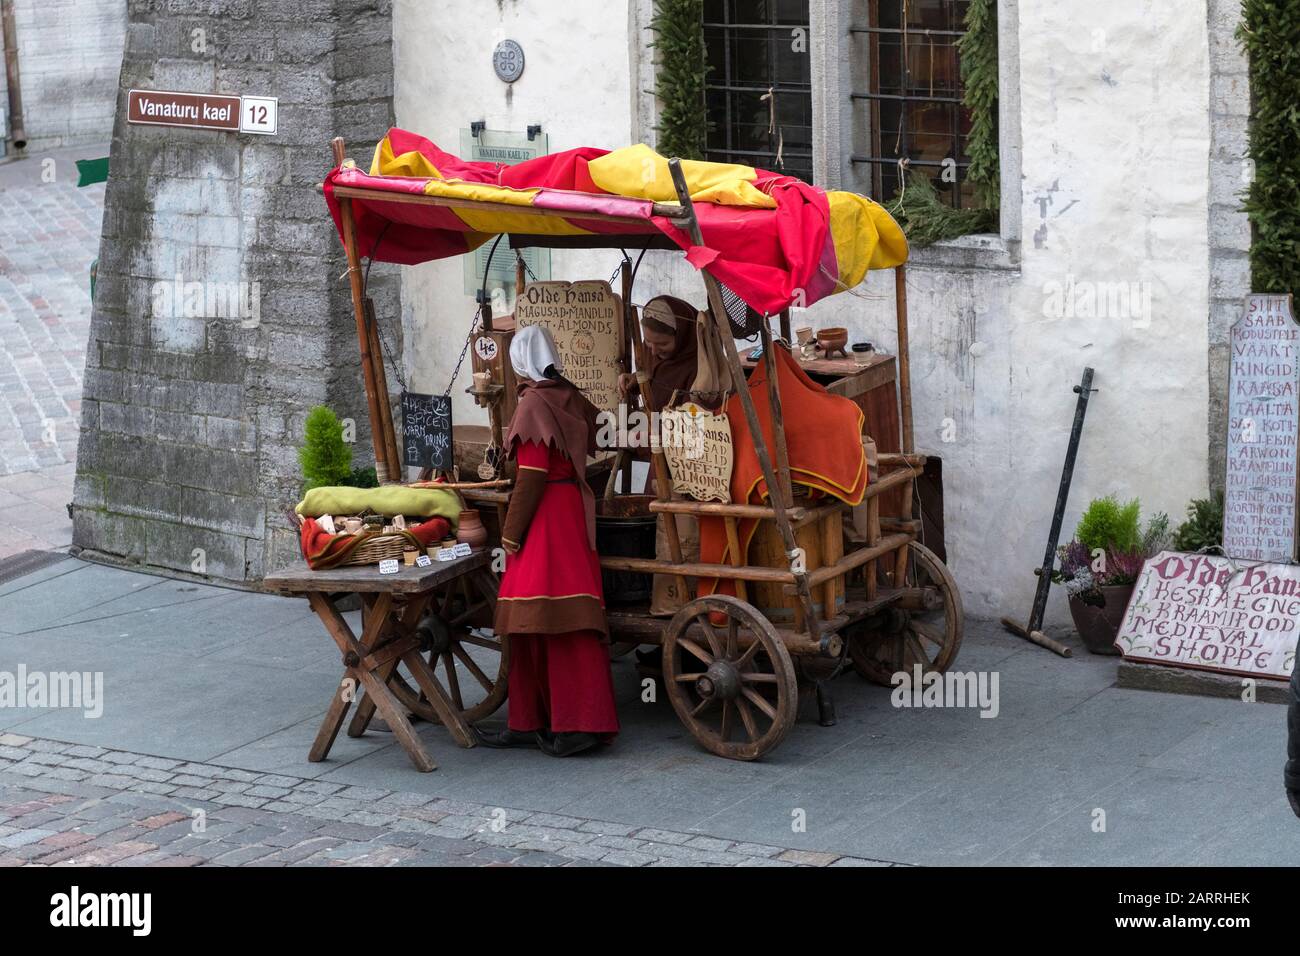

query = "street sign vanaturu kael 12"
[127, 89, 278, 136]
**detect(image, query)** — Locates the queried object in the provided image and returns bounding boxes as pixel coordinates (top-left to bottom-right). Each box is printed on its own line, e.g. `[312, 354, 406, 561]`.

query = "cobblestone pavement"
[0, 147, 108, 557]
[0, 734, 899, 867]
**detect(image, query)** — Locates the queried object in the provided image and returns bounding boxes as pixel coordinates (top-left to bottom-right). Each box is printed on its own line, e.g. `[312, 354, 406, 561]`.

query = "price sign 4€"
[240, 96, 278, 135]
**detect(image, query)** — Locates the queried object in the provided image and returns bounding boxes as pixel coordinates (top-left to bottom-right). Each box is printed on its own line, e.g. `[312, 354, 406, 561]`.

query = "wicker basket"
[342, 532, 420, 566]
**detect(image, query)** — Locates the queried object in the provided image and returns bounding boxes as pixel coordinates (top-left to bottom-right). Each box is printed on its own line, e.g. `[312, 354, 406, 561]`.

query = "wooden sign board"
[1115, 550, 1298, 680]
[661, 403, 734, 502]
[515, 280, 623, 414]
[401, 391, 453, 471]
[1223, 293, 1300, 561]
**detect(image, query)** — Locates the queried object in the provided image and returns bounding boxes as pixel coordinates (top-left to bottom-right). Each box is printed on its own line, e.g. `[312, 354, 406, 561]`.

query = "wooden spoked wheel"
[663, 595, 798, 761]
[393, 569, 509, 725]
[849, 541, 963, 686]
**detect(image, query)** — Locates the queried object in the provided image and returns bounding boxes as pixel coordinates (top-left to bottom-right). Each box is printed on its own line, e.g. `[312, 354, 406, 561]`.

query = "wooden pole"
[665, 158, 821, 638]
[759, 320, 794, 510]
[331, 137, 392, 484]
[779, 308, 792, 344]
[895, 264, 914, 455]
[364, 298, 403, 483]
[618, 255, 635, 496]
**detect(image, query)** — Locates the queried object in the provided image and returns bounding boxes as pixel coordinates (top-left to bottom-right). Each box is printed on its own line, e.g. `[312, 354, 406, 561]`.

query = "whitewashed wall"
[394, 0, 1217, 625]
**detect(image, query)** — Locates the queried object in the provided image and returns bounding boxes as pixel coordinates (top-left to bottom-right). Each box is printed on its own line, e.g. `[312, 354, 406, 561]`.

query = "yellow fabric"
[370, 136, 442, 179]
[827, 192, 910, 286]
[296, 485, 464, 524]
[586, 144, 777, 209]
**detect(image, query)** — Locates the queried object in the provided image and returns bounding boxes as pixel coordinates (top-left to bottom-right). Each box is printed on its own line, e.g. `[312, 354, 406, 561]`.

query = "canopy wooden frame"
[326, 136, 959, 761]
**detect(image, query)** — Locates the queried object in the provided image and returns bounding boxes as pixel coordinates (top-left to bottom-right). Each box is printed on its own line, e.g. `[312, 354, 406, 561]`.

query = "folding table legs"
[306, 591, 459, 772]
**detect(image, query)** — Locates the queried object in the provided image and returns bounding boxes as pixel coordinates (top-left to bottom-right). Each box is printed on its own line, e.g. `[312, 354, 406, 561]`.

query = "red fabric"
[697, 346, 867, 601]
[497, 441, 605, 605]
[323, 128, 841, 314]
[298, 515, 450, 570]
[506, 632, 619, 735]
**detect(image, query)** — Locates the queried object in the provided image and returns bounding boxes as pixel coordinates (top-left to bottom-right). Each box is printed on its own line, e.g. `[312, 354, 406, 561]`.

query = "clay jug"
[456, 510, 489, 550]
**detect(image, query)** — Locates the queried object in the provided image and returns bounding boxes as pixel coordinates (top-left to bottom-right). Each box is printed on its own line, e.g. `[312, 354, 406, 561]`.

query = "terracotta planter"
[456, 509, 489, 550]
[1067, 583, 1135, 655]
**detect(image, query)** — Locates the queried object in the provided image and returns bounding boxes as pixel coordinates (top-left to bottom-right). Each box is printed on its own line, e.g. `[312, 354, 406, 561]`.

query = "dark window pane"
[858, 0, 989, 210]
[702, 0, 813, 182]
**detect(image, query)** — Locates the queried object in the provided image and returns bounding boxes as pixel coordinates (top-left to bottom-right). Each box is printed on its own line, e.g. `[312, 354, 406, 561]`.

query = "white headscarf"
[511, 325, 563, 382]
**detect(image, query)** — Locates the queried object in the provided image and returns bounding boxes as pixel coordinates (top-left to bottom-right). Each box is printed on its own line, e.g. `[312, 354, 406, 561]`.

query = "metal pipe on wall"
[0, 0, 26, 151]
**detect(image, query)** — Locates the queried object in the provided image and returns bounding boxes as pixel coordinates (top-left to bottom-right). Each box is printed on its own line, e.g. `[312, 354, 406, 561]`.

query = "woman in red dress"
[475, 325, 619, 757]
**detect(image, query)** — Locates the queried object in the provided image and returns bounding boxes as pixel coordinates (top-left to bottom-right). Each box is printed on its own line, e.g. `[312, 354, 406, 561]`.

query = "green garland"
[1238, 2, 1300, 299]
[892, 0, 999, 245]
[650, 0, 710, 160]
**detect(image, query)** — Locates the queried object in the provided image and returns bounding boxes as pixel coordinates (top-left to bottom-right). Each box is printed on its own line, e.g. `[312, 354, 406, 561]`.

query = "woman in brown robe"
[617, 294, 699, 411]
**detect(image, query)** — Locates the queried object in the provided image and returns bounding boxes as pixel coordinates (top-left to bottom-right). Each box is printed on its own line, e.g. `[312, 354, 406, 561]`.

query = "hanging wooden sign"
[1223, 293, 1300, 562]
[660, 403, 734, 502]
[515, 280, 623, 414]
[1115, 550, 1298, 680]
[401, 391, 453, 471]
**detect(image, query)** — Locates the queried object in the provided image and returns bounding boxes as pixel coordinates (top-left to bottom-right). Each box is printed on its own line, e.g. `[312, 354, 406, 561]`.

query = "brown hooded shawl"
[505, 377, 601, 549]
[641, 295, 700, 410]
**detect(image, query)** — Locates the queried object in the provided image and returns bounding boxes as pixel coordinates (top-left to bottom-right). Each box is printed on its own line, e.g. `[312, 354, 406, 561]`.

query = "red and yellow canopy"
[324, 128, 908, 316]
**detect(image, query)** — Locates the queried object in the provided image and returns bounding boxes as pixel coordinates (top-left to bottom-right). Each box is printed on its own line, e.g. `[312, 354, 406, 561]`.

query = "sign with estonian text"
[127, 89, 278, 136]
[1223, 293, 1300, 562]
[515, 280, 623, 415]
[1115, 550, 1298, 680]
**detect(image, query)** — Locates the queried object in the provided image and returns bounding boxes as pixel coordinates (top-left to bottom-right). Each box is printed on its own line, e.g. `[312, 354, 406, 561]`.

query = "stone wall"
[72, 0, 398, 584]
[0, 0, 125, 151]
[1206, 0, 1253, 493]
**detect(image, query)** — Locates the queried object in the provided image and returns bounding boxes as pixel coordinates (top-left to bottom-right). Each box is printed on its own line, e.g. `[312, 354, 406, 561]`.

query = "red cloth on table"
[298, 515, 450, 570]
[506, 633, 620, 736]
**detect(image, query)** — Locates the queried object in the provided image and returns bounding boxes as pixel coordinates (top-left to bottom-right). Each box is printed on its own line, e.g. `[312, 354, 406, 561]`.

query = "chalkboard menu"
[401, 391, 453, 471]
[1223, 294, 1300, 562]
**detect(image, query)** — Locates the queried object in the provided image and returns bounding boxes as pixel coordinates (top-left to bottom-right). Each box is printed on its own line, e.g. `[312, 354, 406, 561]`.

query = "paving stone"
[829, 857, 894, 867]
[244, 785, 292, 799]
[684, 835, 735, 853]
[213, 844, 277, 865]
[775, 849, 840, 867]
[100, 752, 138, 765]
[599, 849, 654, 867]
[0, 735, 33, 747]
[633, 827, 694, 845]
[135, 756, 183, 771]
[0, 827, 55, 848]
[64, 745, 108, 759]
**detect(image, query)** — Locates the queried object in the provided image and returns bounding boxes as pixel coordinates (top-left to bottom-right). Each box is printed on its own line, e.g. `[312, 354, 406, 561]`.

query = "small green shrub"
[1075, 495, 1142, 555]
[298, 406, 353, 491]
[1173, 492, 1224, 553]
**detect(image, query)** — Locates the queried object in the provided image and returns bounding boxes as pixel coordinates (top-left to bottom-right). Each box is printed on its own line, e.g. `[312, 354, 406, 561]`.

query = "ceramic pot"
[1067, 583, 1135, 655]
[456, 510, 489, 550]
[816, 326, 849, 358]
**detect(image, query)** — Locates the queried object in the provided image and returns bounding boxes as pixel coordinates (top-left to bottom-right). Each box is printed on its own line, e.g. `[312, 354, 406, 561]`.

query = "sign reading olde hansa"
[1115, 550, 1298, 680]
[515, 280, 623, 415]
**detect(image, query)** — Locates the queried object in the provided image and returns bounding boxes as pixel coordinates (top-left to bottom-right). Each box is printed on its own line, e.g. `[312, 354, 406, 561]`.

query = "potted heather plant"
[1055, 496, 1171, 655]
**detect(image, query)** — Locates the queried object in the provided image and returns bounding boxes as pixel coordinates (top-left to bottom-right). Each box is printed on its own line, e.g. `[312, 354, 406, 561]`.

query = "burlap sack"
[650, 510, 700, 616]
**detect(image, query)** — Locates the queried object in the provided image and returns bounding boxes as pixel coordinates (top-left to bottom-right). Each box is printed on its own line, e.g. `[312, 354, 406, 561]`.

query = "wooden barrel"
[747, 509, 843, 627]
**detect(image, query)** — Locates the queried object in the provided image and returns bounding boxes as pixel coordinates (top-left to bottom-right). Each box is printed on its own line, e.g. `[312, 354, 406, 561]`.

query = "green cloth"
[295, 485, 463, 526]
[76, 157, 109, 187]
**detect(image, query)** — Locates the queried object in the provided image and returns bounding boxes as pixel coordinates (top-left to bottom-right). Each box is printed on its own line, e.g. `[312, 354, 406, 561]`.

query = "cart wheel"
[405, 569, 509, 724]
[849, 541, 963, 686]
[663, 595, 798, 761]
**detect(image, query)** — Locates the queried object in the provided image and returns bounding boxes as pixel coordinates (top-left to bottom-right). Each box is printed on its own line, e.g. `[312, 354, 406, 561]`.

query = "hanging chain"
[444, 303, 483, 397]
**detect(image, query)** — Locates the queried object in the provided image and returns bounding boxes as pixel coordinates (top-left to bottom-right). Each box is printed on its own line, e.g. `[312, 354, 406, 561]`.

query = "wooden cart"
[326, 138, 963, 761]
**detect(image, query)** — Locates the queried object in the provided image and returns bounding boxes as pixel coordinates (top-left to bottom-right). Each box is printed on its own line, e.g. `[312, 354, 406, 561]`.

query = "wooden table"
[265, 552, 501, 772]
